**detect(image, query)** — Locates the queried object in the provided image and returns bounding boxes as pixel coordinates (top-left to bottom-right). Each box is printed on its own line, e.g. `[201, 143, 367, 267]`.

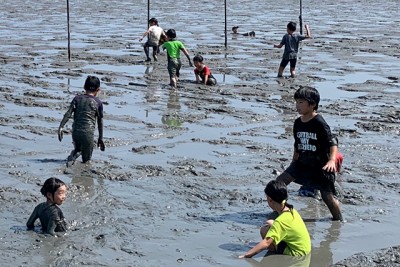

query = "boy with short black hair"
[193, 54, 217, 86]
[58, 75, 105, 166]
[274, 21, 311, 78]
[162, 29, 193, 88]
[276, 86, 343, 221]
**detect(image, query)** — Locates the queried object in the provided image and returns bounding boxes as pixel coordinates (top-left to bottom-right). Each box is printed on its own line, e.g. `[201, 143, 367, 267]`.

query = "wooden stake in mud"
[224, 0, 227, 49]
[67, 0, 71, 62]
[299, 0, 303, 34]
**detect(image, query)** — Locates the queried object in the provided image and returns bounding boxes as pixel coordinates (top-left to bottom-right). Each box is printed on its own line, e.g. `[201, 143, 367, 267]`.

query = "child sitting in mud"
[239, 180, 311, 258]
[193, 54, 217, 86]
[276, 86, 343, 221]
[58, 75, 105, 166]
[274, 22, 311, 78]
[27, 177, 68, 236]
[162, 29, 193, 88]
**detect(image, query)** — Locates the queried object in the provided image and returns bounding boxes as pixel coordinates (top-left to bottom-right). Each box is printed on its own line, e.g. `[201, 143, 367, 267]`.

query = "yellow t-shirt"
[266, 208, 311, 256]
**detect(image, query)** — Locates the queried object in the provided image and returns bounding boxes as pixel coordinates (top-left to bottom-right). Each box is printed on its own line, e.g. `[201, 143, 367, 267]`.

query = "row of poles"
[66, 0, 303, 62]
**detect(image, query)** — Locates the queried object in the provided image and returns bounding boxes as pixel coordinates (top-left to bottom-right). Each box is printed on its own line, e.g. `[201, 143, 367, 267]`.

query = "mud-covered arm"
[181, 48, 193, 67]
[239, 238, 273, 258]
[26, 206, 39, 230]
[97, 114, 105, 151]
[58, 101, 75, 141]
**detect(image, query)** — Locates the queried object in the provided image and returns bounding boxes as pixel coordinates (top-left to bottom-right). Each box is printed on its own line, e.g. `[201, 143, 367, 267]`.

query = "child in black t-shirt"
[58, 75, 105, 166]
[276, 86, 343, 221]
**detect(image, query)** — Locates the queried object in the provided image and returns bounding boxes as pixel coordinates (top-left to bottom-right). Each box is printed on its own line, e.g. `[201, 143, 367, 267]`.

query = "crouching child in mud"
[276, 86, 343, 221]
[193, 54, 217, 86]
[239, 180, 311, 258]
[58, 75, 105, 166]
[27, 178, 68, 236]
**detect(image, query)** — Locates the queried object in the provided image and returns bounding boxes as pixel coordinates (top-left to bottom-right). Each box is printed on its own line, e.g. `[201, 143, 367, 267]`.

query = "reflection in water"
[309, 221, 342, 267]
[245, 253, 311, 267]
[161, 91, 182, 127]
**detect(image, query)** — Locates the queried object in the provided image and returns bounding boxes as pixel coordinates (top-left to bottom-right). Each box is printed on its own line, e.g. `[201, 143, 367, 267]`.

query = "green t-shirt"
[266, 208, 311, 256]
[162, 40, 185, 59]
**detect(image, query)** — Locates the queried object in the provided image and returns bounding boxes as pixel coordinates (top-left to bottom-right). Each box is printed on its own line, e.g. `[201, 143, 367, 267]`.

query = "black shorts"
[284, 161, 336, 194]
[280, 58, 297, 69]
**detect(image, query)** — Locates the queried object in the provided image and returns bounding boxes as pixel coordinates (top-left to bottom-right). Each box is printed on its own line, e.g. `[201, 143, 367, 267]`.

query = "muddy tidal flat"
[1, 0, 400, 266]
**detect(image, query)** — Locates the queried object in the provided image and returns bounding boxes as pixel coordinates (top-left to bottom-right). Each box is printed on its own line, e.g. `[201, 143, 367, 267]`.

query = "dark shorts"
[280, 58, 297, 69]
[284, 161, 336, 194]
[167, 57, 182, 78]
[206, 77, 217, 86]
[144, 41, 159, 48]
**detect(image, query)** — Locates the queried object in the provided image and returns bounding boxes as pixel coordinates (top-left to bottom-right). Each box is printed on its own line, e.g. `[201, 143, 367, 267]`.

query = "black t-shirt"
[293, 114, 335, 168]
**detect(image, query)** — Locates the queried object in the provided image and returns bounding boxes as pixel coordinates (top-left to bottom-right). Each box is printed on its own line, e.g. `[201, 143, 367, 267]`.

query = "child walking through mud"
[274, 21, 311, 78]
[162, 29, 193, 88]
[276, 86, 343, 221]
[58, 75, 105, 166]
[27, 177, 68, 236]
[139, 17, 166, 62]
[239, 180, 311, 258]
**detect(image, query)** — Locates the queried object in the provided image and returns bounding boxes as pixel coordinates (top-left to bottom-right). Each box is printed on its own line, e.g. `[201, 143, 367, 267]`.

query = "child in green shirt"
[239, 180, 311, 258]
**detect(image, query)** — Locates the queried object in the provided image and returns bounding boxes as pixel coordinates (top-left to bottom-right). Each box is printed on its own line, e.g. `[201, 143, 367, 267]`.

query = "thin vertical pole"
[224, 0, 227, 49]
[299, 0, 303, 34]
[147, 0, 150, 27]
[67, 0, 71, 62]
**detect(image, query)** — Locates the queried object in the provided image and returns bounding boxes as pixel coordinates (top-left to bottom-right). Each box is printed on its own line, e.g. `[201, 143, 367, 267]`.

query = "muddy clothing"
[194, 66, 217, 86]
[27, 202, 67, 236]
[280, 33, 307, 60]
[59, 94, 103, 162]
[145, 25, 164, 47]
[163, 40, 185, 78]
[266, 209, 311, 256]
[285, 114, 338, 193]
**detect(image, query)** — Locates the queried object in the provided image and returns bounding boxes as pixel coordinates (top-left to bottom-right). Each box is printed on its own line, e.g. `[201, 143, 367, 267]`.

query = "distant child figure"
[231, 26, 255, 37]
[276, 86, 343, 221]
[239, 180, 311, 258]
[27, 177, 68, 236]
[162, 29, 193, 88]
[193, 55, 217, 86]
[139, 18, 166, 62]
[274, 22, 311, 78]
[58, 75, 105, 166]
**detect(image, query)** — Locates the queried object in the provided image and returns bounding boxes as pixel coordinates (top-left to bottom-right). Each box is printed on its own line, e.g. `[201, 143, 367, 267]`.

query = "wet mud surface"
[1, 0, 400, 266]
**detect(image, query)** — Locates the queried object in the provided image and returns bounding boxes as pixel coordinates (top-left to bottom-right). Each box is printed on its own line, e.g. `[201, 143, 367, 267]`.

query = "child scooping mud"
[27, 177, 68, 236]
[193, 54, 217, 86]
[58, 75, 105, 166]
[239, 180, 311, 258]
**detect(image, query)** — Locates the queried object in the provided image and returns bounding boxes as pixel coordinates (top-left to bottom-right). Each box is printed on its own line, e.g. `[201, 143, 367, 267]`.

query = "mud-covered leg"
[66, 150, 81, 167]
[321, 191, 343, 221]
